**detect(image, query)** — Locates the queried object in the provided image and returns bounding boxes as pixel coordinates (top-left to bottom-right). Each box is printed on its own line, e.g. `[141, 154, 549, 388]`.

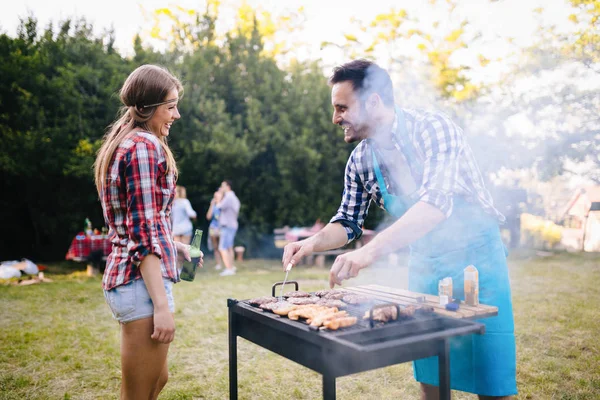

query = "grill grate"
[243, 280, 438, 334]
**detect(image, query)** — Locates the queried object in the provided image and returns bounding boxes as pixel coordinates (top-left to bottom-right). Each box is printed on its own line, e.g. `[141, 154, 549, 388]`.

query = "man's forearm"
[362, 201, 445, 260]
[305, 222, 349, 252]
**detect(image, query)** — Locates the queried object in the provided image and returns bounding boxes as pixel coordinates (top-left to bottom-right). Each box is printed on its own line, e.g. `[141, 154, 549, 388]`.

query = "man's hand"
[151, 307, 176, 343]
[282, 240, 315, 271]
[329, 248, 374, 288]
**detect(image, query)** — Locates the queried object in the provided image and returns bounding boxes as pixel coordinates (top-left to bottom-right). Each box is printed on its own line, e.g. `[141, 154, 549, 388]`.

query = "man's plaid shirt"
[101, 132, 178, 290]
[331, 107, 505, 242]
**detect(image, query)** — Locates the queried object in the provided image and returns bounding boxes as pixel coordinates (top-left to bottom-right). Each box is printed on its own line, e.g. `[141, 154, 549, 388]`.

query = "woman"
[206, 189, 223, 270]
[172, 185, 197, 244]
[93, 64, 203, 399]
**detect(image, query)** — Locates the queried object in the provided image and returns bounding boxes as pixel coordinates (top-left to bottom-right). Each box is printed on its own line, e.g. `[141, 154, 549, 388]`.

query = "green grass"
[0, 252, 599, 399]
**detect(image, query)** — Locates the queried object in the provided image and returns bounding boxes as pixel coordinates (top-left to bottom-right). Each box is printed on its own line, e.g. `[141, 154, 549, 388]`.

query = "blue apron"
[371, 108, 517, 396]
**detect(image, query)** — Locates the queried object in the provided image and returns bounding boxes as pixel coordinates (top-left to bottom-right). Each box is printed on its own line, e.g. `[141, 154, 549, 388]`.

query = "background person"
[93, 64, 203, 400]
[217, 180, 240, 276]
[172, 185, 197, 244]
[206, 188, 224, 270]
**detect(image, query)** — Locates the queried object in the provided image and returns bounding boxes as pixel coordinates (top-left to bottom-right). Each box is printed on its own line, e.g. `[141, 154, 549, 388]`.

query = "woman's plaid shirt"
[331, 107, 505, 242]
[101, 132, 178, 290]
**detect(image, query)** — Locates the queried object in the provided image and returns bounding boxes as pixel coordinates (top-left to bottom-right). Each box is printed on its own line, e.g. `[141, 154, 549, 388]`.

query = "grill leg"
[323, 374, 336, 400]
[229, 309, 238, 400]
[438, 339, 451, 400]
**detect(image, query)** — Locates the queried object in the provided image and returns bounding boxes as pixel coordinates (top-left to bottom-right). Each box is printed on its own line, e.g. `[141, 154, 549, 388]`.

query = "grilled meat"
[316, 299, 346, 308]
[323, 316, 358, 330]
[363, 305, 418, 322]
[342, 294, 373, 305]
[248, 296, 277, 306]
[315, 289, 347, 297]
[287, 296, 320, 305]
[399, 305, 417, 318]
[314, 289, 349, 300]
[288, 305, 334, 321]
[309, 310, 348, 327]
[363, 305, 398, 322]
[272, 303, 300, 316]
[259, 300, 290, 311]
[284, 290, 311, 298]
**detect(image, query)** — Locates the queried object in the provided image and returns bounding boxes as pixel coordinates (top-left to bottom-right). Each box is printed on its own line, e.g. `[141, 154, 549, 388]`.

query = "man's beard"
[341, 119, 371, 143]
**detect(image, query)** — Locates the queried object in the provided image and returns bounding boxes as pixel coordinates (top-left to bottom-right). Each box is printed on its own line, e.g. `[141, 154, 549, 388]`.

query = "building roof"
[563, 186, 600, 216]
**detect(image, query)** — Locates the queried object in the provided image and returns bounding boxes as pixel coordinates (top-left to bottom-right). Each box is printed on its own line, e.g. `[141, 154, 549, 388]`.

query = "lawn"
[1, 251, 599, 399]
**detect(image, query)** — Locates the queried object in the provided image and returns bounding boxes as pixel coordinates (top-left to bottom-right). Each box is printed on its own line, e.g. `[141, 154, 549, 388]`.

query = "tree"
[0, 16, 131, 259]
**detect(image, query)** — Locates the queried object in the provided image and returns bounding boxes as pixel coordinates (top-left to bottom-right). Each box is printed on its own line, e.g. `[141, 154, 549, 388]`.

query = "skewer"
[279, 262, 293, 301]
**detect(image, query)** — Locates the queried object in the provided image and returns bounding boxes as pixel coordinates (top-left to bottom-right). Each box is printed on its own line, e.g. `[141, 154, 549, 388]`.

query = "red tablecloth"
[65, 233, 111, 261]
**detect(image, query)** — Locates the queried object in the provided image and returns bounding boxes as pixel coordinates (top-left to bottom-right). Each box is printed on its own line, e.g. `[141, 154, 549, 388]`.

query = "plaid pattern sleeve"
[414, 113, 462, 218]
[330, 143, 375, 243]
[125, 140, 163, 263]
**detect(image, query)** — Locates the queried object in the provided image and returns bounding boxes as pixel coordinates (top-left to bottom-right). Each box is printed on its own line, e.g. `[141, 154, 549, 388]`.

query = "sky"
[1, 0, 575, 78]
[1, 0, 595, 192]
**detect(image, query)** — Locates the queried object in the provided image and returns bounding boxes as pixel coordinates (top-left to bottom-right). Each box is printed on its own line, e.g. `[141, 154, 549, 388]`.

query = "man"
[282, 60, 517, 399]
[218, 180, 240, 276]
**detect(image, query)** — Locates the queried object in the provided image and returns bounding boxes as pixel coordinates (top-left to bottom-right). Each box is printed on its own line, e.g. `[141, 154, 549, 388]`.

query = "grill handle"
[368, 303, 401, 328]
[272, 280, 299, 297]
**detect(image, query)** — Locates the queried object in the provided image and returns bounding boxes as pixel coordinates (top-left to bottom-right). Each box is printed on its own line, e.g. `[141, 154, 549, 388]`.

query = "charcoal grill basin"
[228, 298, 485, 400]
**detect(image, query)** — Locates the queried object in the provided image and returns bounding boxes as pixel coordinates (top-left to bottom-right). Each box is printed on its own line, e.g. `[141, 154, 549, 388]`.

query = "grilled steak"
[287, 296, 320, 305]
[248, 296, 277, 306]
[324, 292, 348, 300]
[316, 299, 346, 308]
[342, 294, 373, 305]
[284, 290, 311, 298]
[315, 289, 349, 300]
[259, 301, 291, 311]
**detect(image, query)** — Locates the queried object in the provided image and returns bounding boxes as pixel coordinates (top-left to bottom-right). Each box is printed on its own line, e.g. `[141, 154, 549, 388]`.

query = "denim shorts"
[104, 277, 175, 323]
[218, 226, 237, 250]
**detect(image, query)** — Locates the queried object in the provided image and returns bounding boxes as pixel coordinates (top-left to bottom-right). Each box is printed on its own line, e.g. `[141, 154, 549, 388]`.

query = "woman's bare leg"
[211, 236, 222, 266]
[149, 359, 169, 400]
[220, 247, 233, 270]
[228, 248, 235, 266]
[120, 317, 170, 400]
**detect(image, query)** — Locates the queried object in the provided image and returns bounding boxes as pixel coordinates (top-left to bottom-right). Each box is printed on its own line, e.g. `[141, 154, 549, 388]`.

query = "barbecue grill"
[228, 282, 495, 400]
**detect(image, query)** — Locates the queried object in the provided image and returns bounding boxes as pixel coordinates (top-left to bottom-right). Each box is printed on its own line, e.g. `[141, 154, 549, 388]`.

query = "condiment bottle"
[464, 265, 479, 306]
[438, 277, 453, 306]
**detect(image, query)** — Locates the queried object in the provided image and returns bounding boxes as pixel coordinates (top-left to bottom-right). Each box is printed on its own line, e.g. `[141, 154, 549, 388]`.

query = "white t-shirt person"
[172, 188, 197, 237]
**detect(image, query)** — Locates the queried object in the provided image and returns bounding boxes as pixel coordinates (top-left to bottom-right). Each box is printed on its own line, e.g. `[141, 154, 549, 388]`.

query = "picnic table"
[65, 233, 111, 275]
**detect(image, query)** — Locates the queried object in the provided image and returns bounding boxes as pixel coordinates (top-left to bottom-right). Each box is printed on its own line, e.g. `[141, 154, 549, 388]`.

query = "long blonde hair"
[94, 64, 183, 194]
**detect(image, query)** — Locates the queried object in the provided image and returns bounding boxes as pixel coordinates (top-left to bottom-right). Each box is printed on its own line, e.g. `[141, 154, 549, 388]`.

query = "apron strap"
[394, 107, 424, 181]
[371, 149, 390, 197]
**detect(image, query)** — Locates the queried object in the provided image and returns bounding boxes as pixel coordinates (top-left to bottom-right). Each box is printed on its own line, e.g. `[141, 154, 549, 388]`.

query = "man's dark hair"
[328, 59, 395, 107]
[224, 180, 233, 191]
